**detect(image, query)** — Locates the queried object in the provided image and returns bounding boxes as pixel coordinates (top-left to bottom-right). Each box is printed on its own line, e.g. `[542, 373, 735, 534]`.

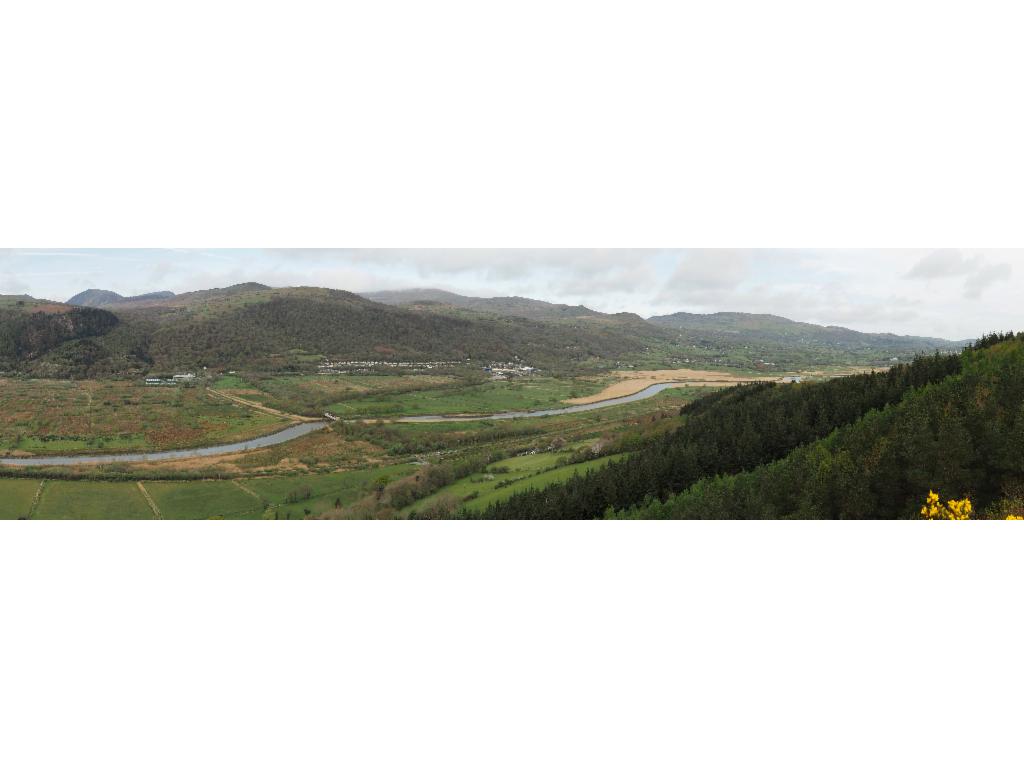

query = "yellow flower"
[920, 492, 974, 521]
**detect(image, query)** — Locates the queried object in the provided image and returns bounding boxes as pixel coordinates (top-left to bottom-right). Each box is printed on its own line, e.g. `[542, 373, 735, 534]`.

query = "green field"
[0, 465, 419, 520]
[212, 372, 612, 419]
[0, 374, 696, 518]
[213, 373, 463, 416]
[32, 481, 155, 520]
[327, 377, 608, 418]
[406, 452, 621, 516]
[0, 478, 43, 519]
[244, 464, 416, 518]
[0, 379, 290, 456]
[142, 480, 262, 519]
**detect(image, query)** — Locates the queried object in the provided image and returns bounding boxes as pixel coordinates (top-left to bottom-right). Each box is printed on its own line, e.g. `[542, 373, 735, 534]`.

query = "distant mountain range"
[363, 288, 966, 356]
[647, 311, 962, 355]
[0, 283, 968, 378]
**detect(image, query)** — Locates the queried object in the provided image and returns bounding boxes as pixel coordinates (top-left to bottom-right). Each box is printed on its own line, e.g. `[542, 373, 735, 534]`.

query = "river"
[0, 421, 330, 467]
[395, 382, 684, 422]
[0, 381, 685, 467]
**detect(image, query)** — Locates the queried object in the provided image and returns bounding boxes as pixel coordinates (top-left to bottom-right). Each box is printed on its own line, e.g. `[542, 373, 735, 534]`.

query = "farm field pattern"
[1, 370, 704, 519]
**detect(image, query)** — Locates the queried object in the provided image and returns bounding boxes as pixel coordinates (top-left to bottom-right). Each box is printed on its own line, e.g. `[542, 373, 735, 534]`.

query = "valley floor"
[0, 363, 870, 519]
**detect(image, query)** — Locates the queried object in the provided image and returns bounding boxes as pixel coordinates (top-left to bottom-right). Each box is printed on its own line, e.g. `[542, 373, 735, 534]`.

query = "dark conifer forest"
[482, 334, 1023, 520]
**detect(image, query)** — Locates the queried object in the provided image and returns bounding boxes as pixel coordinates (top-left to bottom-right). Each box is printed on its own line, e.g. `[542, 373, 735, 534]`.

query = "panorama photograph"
[0, 248, 1020, 520]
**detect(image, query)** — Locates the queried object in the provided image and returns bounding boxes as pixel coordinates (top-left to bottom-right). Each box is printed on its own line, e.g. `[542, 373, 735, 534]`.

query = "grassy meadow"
[33, 481, 154, 520]
[326, 377, 608, 417]
[0, 372, 701, 519]
[0, 379, 290, 457]
[212, 372, 611, 418]
[0, 478, 43, 519]
[406, 452, 621, 517]
[143, 480, 262, 519]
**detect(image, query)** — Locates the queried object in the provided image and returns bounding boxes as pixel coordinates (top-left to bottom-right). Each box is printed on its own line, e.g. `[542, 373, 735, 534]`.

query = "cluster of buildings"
[484, 363, 537, 380]
[317, 359, 468, 374]
[145, 372, 197, 386]
[315, 358, 540, 381]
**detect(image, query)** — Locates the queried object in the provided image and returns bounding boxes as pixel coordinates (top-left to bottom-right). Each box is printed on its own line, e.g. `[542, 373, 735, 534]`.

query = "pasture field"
[213, 372, 612, 418]
[0, 378, 697, 518]
[406, 452, 620, 516]
[0, 379, 289, 457]
[213, 373, 462, 416]
[243, 464, 416, 518]
[325, 376, 609, 418]
[33, 481, 154, 519]
[350, 387, 696, 450]
[143, 480, 262, 519]
[0, 478, 43, 518]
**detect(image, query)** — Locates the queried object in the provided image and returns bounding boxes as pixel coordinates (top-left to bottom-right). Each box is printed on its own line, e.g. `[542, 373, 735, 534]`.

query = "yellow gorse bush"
[920, 491, 1024, 520]
[920, 491, 973, 520]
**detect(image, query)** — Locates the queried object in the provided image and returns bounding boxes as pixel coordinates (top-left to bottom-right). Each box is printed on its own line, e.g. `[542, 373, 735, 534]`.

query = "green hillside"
[2, 285, 678, 375]
[640, 333, 1024, 519]
[481, 333, 1024, 520]
[2, 284, 967, 378]
[0, 302, 121, 373]
[361, 288, 601, 320]
[649, 310, 964, 357]
[365, 289, 965, 368]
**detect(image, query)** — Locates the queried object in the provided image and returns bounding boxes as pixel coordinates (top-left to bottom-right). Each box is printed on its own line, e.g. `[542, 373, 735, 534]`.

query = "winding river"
[0, 382, 685, 467]
[0, 421, 330, 467]
[395, 382, 684, 422]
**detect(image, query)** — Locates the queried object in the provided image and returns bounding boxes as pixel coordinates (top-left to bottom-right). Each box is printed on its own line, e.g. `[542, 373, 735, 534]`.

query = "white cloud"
[3, 248, 1022, 340]
[905, 249, 1013, 298]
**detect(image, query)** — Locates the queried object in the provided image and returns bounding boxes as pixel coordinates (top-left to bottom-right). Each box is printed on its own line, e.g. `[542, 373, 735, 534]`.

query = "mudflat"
[564, 369, 767, 404]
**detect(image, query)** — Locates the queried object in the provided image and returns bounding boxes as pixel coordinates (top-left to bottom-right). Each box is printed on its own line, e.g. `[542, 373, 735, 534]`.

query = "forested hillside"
[128, 287, 678, 370]
[2, 283, 968, 378]
[4, 286, 683, 374]
[649, 311, 963, 361]
[361, 288, 601, 320]
[365, 289, 964, 368]
[634, 333, 1024, 519]
[481, 336, 1021, 520]
[0, 304, 121, 372]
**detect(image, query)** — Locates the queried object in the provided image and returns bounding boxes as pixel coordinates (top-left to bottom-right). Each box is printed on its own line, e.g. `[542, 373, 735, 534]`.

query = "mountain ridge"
[0, 283, 969, 377]
[648, 310, 965, 353]
[68, 289, 177, 308]
[361, 288, 602, 321]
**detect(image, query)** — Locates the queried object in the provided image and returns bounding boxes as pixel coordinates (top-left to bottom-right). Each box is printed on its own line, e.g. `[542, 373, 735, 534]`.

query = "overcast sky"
[0, 248, 1019, 340]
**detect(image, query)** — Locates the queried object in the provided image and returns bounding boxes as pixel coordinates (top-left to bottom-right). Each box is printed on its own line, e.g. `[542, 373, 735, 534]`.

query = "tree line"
[627, 332, 1024, 519]
[480, 347, 971, 519]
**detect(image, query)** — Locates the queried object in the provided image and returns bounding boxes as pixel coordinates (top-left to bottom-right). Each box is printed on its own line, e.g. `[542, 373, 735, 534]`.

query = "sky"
[0, 248, 1019, 340]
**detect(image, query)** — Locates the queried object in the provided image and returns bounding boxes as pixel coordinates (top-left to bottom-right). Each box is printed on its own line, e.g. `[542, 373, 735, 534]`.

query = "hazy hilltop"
[648, 311, 966, 355]
[68, 289, 177, 308]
